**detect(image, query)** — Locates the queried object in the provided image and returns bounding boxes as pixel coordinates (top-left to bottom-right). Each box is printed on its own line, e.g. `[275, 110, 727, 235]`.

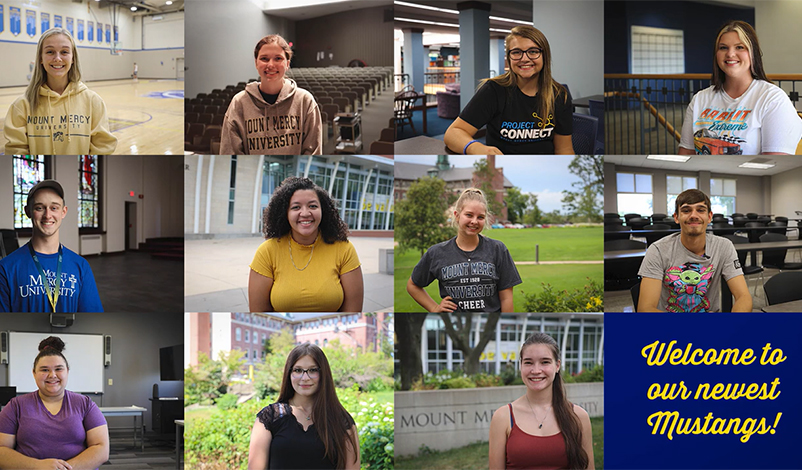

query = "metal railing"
[604, 73, 802, 154]
[424, 70, 460, 105]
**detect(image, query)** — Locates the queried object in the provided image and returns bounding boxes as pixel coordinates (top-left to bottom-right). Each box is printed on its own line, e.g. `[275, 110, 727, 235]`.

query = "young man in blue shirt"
[0, 179, 103, 312]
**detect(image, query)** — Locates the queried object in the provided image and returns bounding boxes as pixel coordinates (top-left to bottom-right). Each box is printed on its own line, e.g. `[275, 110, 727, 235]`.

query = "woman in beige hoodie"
[221, 35, 322, 155]
[4, 28, 117, 155]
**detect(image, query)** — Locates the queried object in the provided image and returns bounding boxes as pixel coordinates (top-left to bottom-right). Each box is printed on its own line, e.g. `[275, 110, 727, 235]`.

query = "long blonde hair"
[26, 28, 82, 112]
[482, 25, 566, 125]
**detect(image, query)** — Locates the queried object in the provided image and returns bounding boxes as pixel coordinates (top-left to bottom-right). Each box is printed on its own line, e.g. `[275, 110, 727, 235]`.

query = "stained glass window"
[12, 156, 46, 229]
[78, 155, 101, 229]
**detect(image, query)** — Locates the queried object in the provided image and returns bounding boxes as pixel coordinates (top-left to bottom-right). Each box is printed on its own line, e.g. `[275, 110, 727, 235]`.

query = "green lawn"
[394, 227, 603, 313]
[395, 417, 604, 469]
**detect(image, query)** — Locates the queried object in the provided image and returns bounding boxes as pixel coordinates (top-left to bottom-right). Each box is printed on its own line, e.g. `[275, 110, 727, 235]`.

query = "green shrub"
[472, 373, 502, 388]
[186, 388, 394, 470]
[365, 376, 394, 393]
[563, 364, 604, 383]
[442, 377, 476, 389]
[215, 393, 239, 410]
[523, 278, 603, 312]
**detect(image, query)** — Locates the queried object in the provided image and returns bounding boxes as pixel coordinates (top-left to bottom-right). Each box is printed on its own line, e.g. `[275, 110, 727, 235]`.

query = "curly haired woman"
[248, 176, 363, 312]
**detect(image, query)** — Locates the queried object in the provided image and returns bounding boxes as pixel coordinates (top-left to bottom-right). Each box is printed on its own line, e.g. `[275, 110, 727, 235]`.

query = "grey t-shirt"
[638, 233, 743, 312]
[411, 235, 522, 312]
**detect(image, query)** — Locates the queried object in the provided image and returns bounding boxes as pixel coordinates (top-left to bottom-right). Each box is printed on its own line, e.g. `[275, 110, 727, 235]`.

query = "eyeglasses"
[508, 48, 543, 60]
[291, 367, 320, 379]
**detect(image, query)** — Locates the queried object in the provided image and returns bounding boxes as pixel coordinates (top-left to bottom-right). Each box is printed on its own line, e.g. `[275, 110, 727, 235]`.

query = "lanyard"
[28, 242, 63, 312]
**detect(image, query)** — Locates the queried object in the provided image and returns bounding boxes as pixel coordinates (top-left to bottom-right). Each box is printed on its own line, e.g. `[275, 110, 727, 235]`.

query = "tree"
[472, 159, 504, 221]
[254, 328, 296, 398]
[505, 187, 529, 224]
[561, 155, 603, 222]
[523, 193, 543, 226]
[395, 177, 454, 256]
[439, 313, 501, 375]
[395, 314, 427, 390]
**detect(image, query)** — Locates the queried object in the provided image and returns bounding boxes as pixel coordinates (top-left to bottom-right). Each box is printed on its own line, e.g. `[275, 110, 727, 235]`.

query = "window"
[12, 156, 47, 229]
[710, 178, 737, 216]
[616, 172, 653, 217]
[666, 176, 697, 215]
[631, 25, 684, 74]
[245, 330, 250, 342]
[253, 332, 259, 344]
[235, 328, 241, 341]
[228, 156, 237, 224]
[77, 156, 101, 230]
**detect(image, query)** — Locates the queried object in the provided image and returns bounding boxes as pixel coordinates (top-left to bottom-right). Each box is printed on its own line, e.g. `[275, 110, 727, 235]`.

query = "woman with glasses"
[248, 176, 363, 312]
[444, 25, 574, 155]
[248, 343, 360, 470]
[678, 21, 801, 155]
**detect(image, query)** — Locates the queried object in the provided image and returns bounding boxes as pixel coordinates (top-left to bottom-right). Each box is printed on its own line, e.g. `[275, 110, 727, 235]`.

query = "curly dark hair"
[33, 336, 69, 371]
[263, 176, 349, 244]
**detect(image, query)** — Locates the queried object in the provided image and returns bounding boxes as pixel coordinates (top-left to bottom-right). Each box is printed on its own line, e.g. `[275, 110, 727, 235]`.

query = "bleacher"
[185, 66, 393, 154]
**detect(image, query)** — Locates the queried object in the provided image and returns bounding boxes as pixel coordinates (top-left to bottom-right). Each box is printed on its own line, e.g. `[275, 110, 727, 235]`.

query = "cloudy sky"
[394, 156, 585, 213]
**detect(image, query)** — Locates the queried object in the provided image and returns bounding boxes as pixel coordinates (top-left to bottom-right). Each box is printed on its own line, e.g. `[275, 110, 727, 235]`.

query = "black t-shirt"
[259, 89, 280, 105]
[458, 81, 573, 154]
[411, 235, 522, 313]
[257, 402, 355, 470]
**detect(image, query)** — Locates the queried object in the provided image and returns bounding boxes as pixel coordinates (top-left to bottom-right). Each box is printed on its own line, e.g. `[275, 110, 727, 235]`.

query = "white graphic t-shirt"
[679, 80, 802, 155]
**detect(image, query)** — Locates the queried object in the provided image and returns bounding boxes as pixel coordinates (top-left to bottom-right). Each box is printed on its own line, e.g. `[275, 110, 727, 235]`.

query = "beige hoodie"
[4, 81, 117, 155]
[220, 79, 322, 155]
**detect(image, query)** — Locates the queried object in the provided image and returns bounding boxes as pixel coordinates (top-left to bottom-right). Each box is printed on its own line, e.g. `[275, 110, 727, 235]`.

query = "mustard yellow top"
[250, 235, 361, 312]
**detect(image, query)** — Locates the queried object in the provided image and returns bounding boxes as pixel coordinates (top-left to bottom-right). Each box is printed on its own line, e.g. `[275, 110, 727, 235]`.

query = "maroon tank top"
[505, 403, 569, 470]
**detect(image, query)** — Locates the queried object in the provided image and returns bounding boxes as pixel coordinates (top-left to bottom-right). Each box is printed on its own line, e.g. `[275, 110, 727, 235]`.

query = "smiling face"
[716, 31, 752, 82]
[255, 43, 289, 89]
[674, 201, 712, 237]
[287, 189, 322, 244]
[28, 188, 67, 239]
[290, 355, 320, 398]
[520, 343, 559, 393]
[41, 33, 73, 82]
[455, 200, 486, 237]
[507, 36, 543, 82]
[34, 355, 68, 399]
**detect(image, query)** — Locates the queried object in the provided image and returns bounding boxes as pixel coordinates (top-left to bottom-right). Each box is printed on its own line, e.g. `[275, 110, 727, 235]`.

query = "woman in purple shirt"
[0, 336, 109, 470]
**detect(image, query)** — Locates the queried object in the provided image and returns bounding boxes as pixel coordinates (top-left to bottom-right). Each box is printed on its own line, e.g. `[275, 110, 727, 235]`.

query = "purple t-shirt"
[0, 390, 106, 464]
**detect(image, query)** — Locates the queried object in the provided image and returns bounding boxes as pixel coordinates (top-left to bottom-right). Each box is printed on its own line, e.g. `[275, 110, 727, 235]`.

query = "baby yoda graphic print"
[663, 262, 715, 313]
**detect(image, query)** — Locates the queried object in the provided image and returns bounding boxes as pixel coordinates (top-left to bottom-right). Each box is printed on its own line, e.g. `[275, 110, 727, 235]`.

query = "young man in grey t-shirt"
[637, 189, 752, 312]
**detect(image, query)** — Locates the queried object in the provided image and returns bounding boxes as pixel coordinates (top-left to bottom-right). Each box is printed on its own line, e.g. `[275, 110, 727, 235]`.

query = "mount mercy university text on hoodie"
[220, 79, 322, 155]
[4, 81, 117, 155]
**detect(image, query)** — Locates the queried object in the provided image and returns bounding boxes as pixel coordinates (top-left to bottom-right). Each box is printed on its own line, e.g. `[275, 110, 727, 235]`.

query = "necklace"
[288, 234, 318, 271]
[455, 237, 479, 262]
[525, 395, 552, 429]
[291, 402, 312, 420]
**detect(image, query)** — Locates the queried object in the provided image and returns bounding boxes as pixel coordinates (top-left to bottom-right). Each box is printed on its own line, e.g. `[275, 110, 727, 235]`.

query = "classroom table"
[762, 299, 802, 313]
[394, 135, 453, 155]
[100, 406, 147, 452]
[573, 94, 605, 109]
[603, 239, 802, 261]
[175, 419, 184, 469]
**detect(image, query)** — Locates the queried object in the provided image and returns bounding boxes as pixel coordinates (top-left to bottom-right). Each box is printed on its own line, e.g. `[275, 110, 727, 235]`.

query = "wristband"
[463, 140, 480, 154]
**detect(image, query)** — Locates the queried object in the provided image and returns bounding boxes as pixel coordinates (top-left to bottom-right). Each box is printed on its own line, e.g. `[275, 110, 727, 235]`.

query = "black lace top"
[256, 402, 355, 470]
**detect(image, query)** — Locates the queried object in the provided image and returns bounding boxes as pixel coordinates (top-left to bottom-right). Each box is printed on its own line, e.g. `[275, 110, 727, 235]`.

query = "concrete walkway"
[185, 236, 394, 313]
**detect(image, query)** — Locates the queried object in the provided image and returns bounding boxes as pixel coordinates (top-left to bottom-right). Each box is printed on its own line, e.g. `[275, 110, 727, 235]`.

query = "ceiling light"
[738, 162, 775, 169]
[647, 155, 691, 162]
[166, 0, 173, 4]
[490, 28, 511, 33]
[395, 17, 458, 28]
[489, 16, 531, 25]
[131, 6, 137, 11]
[395, 1, 457, 14]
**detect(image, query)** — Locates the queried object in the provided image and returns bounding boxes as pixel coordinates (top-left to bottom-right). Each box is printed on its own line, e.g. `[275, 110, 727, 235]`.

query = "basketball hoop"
[111, 41, 123, 56]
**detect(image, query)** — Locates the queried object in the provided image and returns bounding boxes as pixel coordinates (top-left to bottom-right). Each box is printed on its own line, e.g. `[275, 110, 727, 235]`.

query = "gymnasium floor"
[0, 78, 184, 155]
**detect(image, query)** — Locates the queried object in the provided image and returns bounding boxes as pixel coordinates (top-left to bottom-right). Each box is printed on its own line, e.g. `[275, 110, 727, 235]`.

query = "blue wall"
[604, 1, 755, 74]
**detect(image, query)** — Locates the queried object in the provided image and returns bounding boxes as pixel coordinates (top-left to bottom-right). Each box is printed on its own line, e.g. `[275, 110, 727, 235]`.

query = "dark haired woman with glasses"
[444, 25, 574, 155]
[248, 343, 359, 470]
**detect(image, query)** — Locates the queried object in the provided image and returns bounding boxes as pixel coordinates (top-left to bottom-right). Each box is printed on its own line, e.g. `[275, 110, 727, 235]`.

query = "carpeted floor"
[396, 105, 456, 140]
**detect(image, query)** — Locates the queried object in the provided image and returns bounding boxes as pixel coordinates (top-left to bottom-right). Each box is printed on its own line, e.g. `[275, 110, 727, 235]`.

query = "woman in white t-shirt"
[679, 20, 802, 155]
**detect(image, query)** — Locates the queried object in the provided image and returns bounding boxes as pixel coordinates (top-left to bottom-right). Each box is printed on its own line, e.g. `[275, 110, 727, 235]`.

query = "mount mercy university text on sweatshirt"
[4, 81, 117, 155]
[220, 79, 323, 155]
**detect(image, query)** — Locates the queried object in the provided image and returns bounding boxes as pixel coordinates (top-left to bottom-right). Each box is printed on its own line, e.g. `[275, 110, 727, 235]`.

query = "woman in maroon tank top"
[488, 333, 594, 469]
